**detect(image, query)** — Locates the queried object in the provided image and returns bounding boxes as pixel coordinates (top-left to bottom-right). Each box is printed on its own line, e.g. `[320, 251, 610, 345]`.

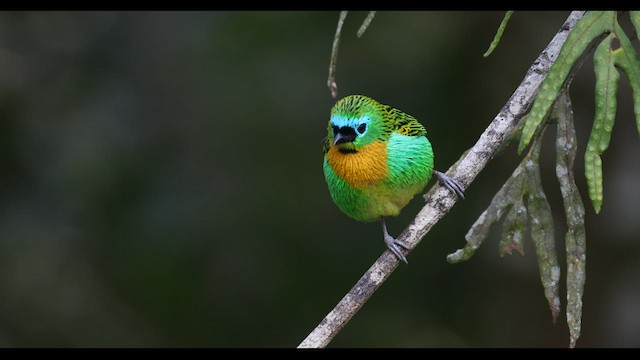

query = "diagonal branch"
[298, 11, 586, 348]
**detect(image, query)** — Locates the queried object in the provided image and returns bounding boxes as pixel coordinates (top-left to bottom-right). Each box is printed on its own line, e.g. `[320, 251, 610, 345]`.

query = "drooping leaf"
[448, 123, 535, 264]
[447, 160, 529, 264]
[553, 92, 586, 348]
[629, 11, 640, 37]
[483, 11, 514, 58]
[524, 127, 561, 323]
[499, 191, 526, 257]
[585, 34, 619, 214]
[612, 19, 640, 137]
[446, 177, 517, 264]
[518, 11, 615, 154]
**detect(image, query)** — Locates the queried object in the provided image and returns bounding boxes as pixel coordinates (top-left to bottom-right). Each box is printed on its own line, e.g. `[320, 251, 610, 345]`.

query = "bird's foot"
[382, 218, 409, 264]
[433, 170, 465, 199]
[384, 233, 409, 264]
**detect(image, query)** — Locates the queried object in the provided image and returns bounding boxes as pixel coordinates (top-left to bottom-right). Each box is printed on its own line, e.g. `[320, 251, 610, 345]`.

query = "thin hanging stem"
[328, 11, 348, 98]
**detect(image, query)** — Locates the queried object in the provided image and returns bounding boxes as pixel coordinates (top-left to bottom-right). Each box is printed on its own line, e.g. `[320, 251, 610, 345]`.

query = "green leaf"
[518, 11, 615, 154]
[585, 34, 619, 214]
[630, 11, 640, 37]
[553, 92, 586, 348]
[483, 11, 514, 58]
[612, 19, 640, 137]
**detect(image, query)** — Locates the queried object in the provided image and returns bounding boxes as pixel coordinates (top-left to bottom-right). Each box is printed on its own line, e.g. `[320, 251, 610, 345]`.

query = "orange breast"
[327, 140, 388, 189]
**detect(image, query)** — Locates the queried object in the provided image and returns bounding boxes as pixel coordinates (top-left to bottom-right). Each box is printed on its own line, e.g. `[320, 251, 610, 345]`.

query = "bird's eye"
[357, 123, 367, 134]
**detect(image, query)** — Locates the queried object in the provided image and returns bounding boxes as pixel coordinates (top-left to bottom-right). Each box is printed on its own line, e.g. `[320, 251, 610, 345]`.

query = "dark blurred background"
[0, 11, 638, 347]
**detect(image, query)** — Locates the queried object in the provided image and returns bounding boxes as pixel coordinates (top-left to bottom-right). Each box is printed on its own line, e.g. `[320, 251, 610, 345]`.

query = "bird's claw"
[384, 232, 409, 264]
[434, 170, 465, 199]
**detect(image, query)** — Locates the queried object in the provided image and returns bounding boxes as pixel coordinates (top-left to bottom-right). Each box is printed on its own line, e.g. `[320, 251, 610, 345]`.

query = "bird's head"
[328, 95, 385, 152]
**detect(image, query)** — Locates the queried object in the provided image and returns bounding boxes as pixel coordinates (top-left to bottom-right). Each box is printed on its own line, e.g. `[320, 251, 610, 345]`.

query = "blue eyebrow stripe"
[330, 115, 370, 129]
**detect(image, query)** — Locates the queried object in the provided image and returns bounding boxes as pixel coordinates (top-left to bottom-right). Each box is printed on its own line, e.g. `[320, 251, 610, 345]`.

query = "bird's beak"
[333, 127, 356, 145]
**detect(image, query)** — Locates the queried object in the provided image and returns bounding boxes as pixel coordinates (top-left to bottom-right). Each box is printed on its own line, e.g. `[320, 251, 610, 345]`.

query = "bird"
[322, 94, 464, 264]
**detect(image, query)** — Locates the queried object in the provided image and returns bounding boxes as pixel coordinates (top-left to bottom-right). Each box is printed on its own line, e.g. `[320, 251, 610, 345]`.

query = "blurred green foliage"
[0, 11, 639, 347]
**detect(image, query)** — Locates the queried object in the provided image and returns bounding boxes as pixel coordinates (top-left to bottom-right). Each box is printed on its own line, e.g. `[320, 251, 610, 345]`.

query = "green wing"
[383, 106, 427, 137]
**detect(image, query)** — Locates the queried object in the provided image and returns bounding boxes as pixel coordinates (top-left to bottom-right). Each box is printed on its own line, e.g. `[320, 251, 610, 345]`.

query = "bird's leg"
[433, 170, 465, 199]
[382, 218, 409, 264]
